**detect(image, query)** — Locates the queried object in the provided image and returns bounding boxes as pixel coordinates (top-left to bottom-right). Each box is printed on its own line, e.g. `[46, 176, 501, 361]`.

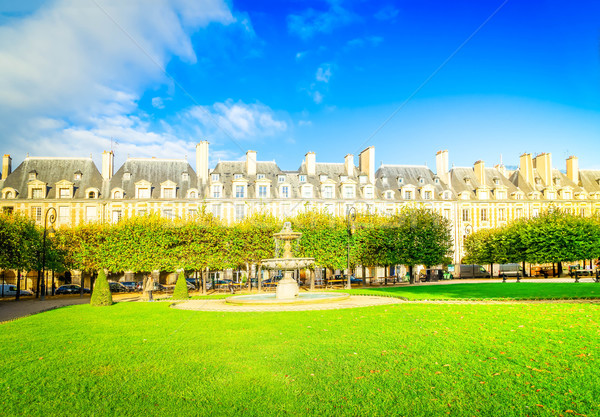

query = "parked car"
[498, 263, 527, 277]
[135, 281, 144, 291]
[0, 284, 34, 297]
[108, 282, 128, 293]
[569, 264, 593, 276]
[185, 278, 198, 290]
[186, 281, 195, 290]
[56, 284, 90, 295]
[448, 264, 490, 279]
[120, 281, 138, 292]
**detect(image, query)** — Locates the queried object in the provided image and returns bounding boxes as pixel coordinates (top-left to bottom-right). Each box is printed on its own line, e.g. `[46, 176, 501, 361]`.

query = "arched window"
[114, 191, 122, 199]
[88, 191, 96, 199]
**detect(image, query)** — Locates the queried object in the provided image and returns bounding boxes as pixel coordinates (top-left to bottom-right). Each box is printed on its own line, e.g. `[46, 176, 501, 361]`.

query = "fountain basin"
[226, 292, 349, 306]
[261, 257, 315, 270]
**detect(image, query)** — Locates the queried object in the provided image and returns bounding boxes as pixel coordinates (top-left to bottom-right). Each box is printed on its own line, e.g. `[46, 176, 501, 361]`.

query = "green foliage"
[172, 271, 189, 300]
[90, 269, 113, 306]
[0, 212, 41, 272]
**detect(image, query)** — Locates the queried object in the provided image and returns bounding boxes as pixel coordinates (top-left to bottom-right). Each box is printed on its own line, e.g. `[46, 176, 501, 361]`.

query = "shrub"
[172, 271, 189, 300]
[90, 269, 113, 306]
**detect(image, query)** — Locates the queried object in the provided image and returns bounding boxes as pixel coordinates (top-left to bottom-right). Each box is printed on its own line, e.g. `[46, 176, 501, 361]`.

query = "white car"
[0, 284, 33, 297]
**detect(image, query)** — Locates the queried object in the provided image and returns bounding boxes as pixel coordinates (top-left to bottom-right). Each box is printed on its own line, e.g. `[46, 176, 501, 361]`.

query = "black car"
[120, 281, 138, 292]
[56, 284, 90, 295]
[108, 282, 128, 293]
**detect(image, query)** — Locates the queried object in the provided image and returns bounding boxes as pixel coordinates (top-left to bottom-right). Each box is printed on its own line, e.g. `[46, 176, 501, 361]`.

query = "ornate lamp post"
[40, 207, 57, 301]
[346, 206, 357, 290]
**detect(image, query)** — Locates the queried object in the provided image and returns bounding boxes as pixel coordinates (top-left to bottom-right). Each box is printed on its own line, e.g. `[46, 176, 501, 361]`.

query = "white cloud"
[186, 99, 288, 141]
[287, 1, 355, 40]
[0, 0, 236, 163]
[374, 6, 399, 21]
[316, 64, 332, 83]
[312, 91, 323, 104]
[152, 97, 165, 109]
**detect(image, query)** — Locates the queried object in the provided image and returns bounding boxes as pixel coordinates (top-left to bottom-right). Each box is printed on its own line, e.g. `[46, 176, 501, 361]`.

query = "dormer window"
[278, 175, 286, 183]
[364, 186, 374, 198]
[443, 191, 450, 200]
[343, 185, 355, 199]
[59, 188, 71, 198]
[138, 188, 150, 198]
[340, 175, 348, 182]
[464, 177, 471, 185]
[234, 174, 243, 180]
[280, 185, 290, 198]
[74, 171, 82, 181]
[257, 174, 265, 180]
[123, 172, 131, 180]
[385, 191, 394, 200]
[434, 177, 440, 184]
[88, 191, 96, 199]
[113, 190, 123, 199]
[212, 174, 220, 182]
[397, 178, 403, 185]
[182, 172, 189, 181]
[320, 174, 328, 182]
[404, 191, 413, 200]
[163, 188, 175, 199]
[32, 188, 44, 199]
[299, 175, 306, 183]
[418, 177, 424, 185]
[423, 190, 432, 200]
[535, 177, 541, 185]
[188, 190, 197, 199]
[28, 171, 37, 181]
[553, 177, 560, 186]
[493, 177, 499, 185]
[359, 175, 367, 184]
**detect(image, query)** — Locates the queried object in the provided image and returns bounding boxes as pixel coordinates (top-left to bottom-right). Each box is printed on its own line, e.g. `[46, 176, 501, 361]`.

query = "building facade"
[2, 142, 600, 266]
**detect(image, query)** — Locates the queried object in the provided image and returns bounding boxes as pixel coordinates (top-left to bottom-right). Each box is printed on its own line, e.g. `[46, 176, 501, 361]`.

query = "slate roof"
[578, 170, 600, 194]
[451, 166, 519, 198]
[376, 165, 448, 200]
[110, 158, 197, 199]
[2, 157, 103, 199]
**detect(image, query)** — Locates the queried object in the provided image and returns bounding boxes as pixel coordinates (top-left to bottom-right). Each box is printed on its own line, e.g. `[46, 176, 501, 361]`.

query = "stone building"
[2, 143, 600, 286]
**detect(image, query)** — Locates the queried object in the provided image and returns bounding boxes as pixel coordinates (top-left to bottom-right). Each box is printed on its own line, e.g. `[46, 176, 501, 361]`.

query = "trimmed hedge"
[172, 271, 189, 300]
[90, 269, 113, 306]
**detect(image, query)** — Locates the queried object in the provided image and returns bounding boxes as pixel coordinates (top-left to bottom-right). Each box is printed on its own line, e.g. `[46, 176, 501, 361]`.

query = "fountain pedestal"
[276, 271, 299, 299]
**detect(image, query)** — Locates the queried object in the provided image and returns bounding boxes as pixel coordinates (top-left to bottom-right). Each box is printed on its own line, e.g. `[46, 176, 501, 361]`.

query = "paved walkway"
[172, 295, 406, 312]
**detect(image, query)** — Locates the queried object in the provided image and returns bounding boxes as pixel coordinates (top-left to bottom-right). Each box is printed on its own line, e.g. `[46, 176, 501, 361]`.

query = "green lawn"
[341, 282, 600, 300]
[1, 301, 599, 416]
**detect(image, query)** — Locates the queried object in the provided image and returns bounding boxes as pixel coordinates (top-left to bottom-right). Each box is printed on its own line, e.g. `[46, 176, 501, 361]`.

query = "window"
[397, 178, 403, 185]
[258, 185, 268, 198]
[565, 208, 572, 214]
[123, 172, 131, 180]
[340, 175, 348, 182]
[498, 208, 506, 221]
[28, 172, 37, 180]
[443, 192, 450, 200]
[5, 191, 13, 199]
[364, 186, 374, 198]
[516, 208, 523, 218]
[323, 185, 334, 199]
[85, 206, 97, 222]
[435, 178, 440, 184]
[320, 174, 328, 182]
[3, 207, 13, 214]
[419, 177, 424, 185]
[580, 208, 586, 217]
[299, 175, 306, 183]
[343, 186, 354, 199]
[32, 188, 44, 199]
[211, 204, 221, 218]
[278, 175, 286, 183]
[359, 176, 367, 184]
[385, 191, 394, 200]
[494, 178, 500, 185]
[212, 185, 221, 198]
[74, 172, 82, 180]
[188, 209, 197, 217]
[496, 191, 506, 199]
[137, 209, 147, 216]
[88, 191, 96, 199]
[404, 191, 412, 200]
[113, 190, 123, 199]
[212, 174, 220, 182]
[234, 174, 243, 180]
[182, 172, 189, 181]
[235, 185, 245, 198]
[58, 207, 71, 223]
[163, 209, 173, 219]
[138, 188, 150, 199]
[532, 207, 540, 217]
[257, 174, 265, 180]
[480, 208, 488, 222]
[301, 186, 313, 198]
[423, 191, 432, 200]
[112, 210, 122, 223]
[31, 207, 42, 222]
[235, 204, 245, 221]
[462, 209, 470, 222]
[163, 188, 175, 199]
[188, 190, 197, 199]
[281, 186, 289, 198]
[444, 209, 451, 219]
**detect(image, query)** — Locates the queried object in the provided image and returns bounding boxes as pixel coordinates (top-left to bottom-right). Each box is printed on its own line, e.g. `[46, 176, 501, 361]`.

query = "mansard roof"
[3, 157, 103, 199]
[110, 158, 197, 199]
[579, 170, 600, 194]
[450, 166, 519, 197]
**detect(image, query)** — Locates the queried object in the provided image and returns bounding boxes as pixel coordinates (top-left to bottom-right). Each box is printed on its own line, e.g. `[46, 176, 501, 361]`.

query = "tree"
[172, 270, 189, 300]
[90, 269, 113, 306]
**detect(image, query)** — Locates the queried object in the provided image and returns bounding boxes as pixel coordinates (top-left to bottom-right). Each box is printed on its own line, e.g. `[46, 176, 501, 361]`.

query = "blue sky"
[0, 0, 598, 173]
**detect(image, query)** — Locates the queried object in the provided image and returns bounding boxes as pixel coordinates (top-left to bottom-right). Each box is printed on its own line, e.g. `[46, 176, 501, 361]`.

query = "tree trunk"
[409, 265, 415, 284]
[558, 262, 563, 277]
[258, 266, 263, 292]
[362, 266, 367, 288]
[36, 268, 41, 298]
[16, 270, 21, 301]
[490, 263, 494, 278]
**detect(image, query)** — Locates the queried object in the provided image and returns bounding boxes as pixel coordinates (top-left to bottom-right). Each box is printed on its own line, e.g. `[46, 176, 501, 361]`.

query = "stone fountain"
[260, 222, 315, 300]
[226, 222, 348, 305]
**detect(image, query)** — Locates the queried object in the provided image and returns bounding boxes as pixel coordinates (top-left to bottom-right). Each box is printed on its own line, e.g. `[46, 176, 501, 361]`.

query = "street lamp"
[40, 207, 57, 301]
[346, 206, 357, 290]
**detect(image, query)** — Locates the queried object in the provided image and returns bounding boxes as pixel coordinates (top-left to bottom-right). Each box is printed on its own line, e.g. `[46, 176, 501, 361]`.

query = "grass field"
[341, 282, 600, 300]
[1, 299, 599, 416]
